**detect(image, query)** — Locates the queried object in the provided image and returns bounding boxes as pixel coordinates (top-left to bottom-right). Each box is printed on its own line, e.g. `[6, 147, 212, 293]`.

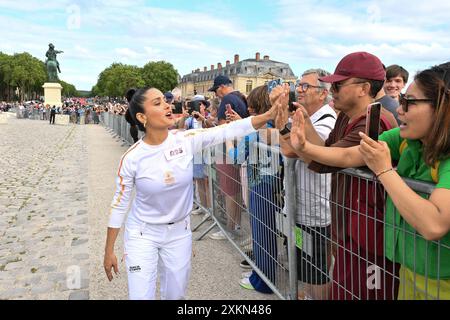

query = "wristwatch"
[279, 122, 292, 136]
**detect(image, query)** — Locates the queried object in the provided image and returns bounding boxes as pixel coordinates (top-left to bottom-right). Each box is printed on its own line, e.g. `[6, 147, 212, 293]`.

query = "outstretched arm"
[188, 99, 280, 153]
[290, 108, 365, 168]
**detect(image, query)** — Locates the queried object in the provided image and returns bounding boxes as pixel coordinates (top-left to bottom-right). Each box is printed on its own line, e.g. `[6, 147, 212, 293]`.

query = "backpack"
[399, 140, 440, 183]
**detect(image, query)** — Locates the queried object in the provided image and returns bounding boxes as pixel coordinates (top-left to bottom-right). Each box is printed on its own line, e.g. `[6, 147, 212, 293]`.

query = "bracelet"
[376, 167, 394, 179]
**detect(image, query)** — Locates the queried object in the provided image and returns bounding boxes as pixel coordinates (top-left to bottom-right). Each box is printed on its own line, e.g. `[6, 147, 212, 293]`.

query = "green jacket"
[380, 128, 450, 279]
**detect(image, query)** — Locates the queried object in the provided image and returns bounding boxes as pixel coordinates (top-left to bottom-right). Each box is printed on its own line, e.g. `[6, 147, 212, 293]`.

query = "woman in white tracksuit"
[103, 87, 280, 300]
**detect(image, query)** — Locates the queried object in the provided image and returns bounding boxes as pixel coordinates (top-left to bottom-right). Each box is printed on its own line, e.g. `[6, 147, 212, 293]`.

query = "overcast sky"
[1, 0, 449, 90]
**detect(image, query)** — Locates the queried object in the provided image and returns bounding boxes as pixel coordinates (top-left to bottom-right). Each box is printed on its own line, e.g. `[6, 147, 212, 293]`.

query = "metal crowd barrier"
[100, 112, 143, 146]
[192, 141, 296, 300]
[294, 165, 448, 300]
[99, 114, 449, 301]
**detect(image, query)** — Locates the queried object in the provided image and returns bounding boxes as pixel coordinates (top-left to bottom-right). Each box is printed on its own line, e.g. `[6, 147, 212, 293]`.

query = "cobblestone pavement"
[0, 115, 278, 300]
[0, 116, 89, 299]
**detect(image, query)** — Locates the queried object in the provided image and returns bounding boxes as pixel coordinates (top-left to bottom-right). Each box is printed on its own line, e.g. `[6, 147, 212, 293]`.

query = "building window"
[246, 80, 253, 94]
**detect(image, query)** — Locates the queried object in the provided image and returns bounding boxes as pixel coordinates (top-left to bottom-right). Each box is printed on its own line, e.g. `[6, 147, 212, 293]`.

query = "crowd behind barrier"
[4, 97, 129, 124]
[98, 111, 448, 300]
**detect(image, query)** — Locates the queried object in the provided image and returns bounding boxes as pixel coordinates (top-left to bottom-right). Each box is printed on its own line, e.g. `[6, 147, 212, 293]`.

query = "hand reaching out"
[225, 105, 241, 122]
[290, 108, 307, 152]
[275, 99, 289, 130]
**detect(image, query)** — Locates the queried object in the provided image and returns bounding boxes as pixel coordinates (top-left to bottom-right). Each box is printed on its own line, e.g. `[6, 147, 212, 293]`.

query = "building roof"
[181, 56, 296, 83]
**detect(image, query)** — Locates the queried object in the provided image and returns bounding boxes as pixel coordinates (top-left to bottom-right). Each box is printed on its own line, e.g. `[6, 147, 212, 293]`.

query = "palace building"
[180, 52, 297, 98]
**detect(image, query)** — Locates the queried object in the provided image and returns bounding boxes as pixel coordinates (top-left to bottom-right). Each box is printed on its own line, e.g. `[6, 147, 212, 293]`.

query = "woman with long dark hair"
[103, 87, 279, 300]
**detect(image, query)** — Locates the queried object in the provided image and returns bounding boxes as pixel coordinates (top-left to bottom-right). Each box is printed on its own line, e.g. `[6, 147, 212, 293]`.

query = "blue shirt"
[228, 122, 281, 186]
[218, 92, 249, 121]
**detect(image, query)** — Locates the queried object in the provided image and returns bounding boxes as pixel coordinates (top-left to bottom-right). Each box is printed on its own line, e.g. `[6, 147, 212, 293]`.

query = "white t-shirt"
[295, 104, 336, 227]
[108, 117, 255, 228]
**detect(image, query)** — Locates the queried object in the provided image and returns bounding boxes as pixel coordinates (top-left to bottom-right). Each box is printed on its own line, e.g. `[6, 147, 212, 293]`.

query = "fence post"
[284, 157, 298, 300]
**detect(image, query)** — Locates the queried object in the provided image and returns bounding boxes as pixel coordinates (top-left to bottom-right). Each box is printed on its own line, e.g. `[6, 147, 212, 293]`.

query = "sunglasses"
[399, 95, 433, 112]
[296, 82, 322, 92]
[331, 81, 367, 93]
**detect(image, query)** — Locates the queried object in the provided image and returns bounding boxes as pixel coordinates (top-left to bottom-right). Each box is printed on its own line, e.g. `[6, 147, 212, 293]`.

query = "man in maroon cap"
[278, 52, 399, 299]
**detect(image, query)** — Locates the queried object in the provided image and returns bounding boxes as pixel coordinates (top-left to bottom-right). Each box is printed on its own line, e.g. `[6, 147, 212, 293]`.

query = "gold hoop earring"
[143, 120, 147, 128]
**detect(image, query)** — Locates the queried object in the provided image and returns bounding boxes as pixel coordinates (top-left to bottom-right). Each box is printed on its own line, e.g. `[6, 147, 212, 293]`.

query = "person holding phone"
[103, 87, 279, 300]
[287, 62, 450, 300]
[275, 52, 399, 300]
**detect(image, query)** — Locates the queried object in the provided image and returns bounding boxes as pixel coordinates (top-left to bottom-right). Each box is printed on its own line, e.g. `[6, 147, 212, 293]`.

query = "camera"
[187, 100, 201, 115]
[267, 78, 283, 94]
[288, 82, 297, 112]
[173, 102, 183, 114]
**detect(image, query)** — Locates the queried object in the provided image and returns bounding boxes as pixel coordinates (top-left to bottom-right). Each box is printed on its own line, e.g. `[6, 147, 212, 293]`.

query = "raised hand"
[274, 99, 288, 129]
[290, 108, 307, 152]
[225, 107, 241, 122]
[292, 102, 309, 119]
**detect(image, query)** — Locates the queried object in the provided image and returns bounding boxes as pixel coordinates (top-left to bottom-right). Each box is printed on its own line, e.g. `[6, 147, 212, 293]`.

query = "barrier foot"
[194, 220, 217, 241]
[191, 212, 212, 232]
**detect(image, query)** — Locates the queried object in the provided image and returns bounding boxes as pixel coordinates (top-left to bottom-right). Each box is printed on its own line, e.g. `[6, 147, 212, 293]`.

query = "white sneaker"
[239, 276, 255, 291]
[191, 208, 204, 215]
[209, 230, 234, 240]
[241, 271, 252, 278]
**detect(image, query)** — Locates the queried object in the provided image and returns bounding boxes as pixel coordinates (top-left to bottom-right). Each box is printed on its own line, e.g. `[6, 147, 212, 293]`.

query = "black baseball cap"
[164, 91, 174, 102]
[208, 75, 232, 92]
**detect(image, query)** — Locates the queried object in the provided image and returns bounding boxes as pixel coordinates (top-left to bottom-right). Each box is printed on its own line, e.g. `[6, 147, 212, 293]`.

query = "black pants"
[49, 113, 55, 124]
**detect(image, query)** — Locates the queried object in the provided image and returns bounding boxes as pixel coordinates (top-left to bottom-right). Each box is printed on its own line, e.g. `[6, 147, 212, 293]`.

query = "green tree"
[8, 53, 46, 101]
[60, 80, 78, 97]
[0, 52, 13, 100]
[141, 61, 178, 93]
[0, 51, 78, 101]
[90, 85, 100, 97]
[95, 63, 145, 97]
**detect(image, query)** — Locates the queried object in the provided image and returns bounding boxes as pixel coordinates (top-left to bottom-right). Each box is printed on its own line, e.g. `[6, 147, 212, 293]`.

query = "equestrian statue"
[45, 43, 63, 82]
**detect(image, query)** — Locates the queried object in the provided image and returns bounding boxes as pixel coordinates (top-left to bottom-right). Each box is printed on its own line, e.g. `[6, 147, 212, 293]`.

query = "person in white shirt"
[103, 87, 279, 300]
[273, 68, 336, 300]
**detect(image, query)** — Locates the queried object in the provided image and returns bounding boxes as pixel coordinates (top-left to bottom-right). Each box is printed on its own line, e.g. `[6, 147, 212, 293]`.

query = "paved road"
[0, 115, 277, 300]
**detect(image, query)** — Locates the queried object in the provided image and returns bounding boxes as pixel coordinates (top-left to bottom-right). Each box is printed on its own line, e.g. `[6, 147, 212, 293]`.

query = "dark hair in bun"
[125, 87, 153, 132]
[125, 88, 137, 103]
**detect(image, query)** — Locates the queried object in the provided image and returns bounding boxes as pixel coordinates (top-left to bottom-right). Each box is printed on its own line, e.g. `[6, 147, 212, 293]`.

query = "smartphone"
[226, 104, 233, 114]
[365, 102, 382, 141]
[187, 101, 201, 114]
[173, 102, 183, 114]
[267, 78, 283, 94]
[288, 82, 297, 112]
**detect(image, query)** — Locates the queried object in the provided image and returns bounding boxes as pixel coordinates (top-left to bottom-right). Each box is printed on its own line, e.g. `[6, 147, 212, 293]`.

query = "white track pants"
[124, 217, 192, 300]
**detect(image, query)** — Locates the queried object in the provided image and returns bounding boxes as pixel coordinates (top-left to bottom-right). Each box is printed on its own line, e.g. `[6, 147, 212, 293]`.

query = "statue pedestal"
[42, 82, 62, 107]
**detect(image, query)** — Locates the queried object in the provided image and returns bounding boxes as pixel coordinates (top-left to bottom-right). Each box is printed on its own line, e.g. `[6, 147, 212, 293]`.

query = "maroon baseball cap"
[319, 52, 386, 83]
